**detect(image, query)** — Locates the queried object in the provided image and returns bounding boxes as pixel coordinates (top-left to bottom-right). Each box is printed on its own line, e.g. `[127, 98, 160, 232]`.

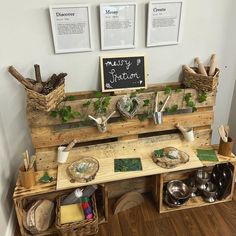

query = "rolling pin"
[208, 54, 217, 76]
[183, 65, 196, 74]
[194, 57, 208, 76]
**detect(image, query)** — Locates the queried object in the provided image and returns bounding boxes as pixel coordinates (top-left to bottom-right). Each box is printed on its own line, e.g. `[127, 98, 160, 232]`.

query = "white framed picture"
[147, 0, 183, 47]
[49, 4, 93, 54]
[100, 2, 137, 50]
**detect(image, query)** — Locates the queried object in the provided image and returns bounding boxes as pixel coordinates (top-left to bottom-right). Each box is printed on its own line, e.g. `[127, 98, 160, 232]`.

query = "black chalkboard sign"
[100, 55, 147, 92]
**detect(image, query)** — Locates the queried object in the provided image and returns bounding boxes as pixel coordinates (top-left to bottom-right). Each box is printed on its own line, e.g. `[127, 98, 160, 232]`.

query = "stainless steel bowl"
[185, 177, 198, 197]
[196, 169, 210, 190]
[202, 182, 217, 203]
[167, 180, 190, 200]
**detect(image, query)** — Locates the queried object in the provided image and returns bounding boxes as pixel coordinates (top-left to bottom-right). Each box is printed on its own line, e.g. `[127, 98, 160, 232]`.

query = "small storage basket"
[55, 194, 98, 236]
[182, 67, 219, 92]
[26, 80, 65, 112]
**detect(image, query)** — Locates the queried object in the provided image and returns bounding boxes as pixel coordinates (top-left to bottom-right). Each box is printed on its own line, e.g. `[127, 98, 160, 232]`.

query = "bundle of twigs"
[8, 65, 67, 95]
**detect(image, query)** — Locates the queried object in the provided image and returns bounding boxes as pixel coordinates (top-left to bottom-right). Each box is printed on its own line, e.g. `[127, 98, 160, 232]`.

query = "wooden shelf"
[56, 136, 204, 190]
[160, 195, 232, 213]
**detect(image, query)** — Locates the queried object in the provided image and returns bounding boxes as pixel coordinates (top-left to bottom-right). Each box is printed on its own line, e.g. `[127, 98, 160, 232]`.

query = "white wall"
[229, 82, 236, 154]
[1, 0, 236, 235]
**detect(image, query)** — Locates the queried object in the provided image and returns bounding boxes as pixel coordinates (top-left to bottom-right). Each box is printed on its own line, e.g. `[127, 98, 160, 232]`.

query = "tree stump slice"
[113, 191, 144, 214]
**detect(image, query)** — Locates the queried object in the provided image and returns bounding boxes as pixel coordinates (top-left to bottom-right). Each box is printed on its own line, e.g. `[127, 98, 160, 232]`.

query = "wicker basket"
[55, 194, 98, 236]
[182, 67, 219, 92]
[26, 81, 65, 112]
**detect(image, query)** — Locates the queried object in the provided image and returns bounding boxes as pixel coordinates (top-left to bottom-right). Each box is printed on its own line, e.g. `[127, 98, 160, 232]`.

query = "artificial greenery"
[93, 92, 111, 114]
[114, 158, 143, 172]
[50, 95, 81, 123]
[50, 105, 80, 123]
[66, 95, 76, 101]
[39, 171, 54, 183]
[198, 91, 207, 103]
[82, 100, 92, 107]
[165, 104, 179, 114]
[184, 93, 197, 112]
[143, 99, 150, 107]
[130, 88, 145, 98]
[175, 88, 182, 93]
[164, 86, 172, 94]
[137, 98, 152, 121]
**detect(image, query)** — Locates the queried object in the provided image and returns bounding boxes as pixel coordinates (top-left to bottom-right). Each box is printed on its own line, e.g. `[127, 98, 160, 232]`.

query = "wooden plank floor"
[16, 187, 236, 236]
[96, 189, 236, 236]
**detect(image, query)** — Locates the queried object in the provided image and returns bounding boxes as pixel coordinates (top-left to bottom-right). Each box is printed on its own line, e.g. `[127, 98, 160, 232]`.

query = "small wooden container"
[218, 137, 234, 156]
[19, 166, 36, 188]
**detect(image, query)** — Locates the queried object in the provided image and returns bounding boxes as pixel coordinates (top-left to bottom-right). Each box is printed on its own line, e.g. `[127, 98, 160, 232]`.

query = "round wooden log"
[34, 64, 42, 83]
[194, 57, 208, 76]
[8, 66, 35, 90]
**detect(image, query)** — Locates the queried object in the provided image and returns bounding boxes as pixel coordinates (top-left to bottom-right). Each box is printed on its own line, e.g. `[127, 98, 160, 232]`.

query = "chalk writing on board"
[101, 56, 146, 92]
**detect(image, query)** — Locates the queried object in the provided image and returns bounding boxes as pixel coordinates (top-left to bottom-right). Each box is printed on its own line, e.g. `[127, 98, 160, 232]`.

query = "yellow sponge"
[60, 203, 85, 224]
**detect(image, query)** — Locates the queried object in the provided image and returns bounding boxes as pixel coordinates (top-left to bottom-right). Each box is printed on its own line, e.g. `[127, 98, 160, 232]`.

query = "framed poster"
[49, 4, 93, 53]
[147, 0, 183, 47]
[100, 55, 147, 92]
[100, 3, 137, 50]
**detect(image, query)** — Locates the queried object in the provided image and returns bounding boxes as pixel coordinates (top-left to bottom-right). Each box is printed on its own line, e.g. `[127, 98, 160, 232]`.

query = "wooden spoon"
[218, 125, 227, 142]
[224, 125, 229, 141]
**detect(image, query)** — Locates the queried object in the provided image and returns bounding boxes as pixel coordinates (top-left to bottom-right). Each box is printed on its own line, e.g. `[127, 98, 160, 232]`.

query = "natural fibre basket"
[182, 66, 219, 92]
[26, 80, 65, 112]
[55, 194, 98, 236]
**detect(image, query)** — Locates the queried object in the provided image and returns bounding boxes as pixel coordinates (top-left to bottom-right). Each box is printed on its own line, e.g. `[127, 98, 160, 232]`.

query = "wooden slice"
[67, 157, 99, 182]
[113, 191, 144, 214]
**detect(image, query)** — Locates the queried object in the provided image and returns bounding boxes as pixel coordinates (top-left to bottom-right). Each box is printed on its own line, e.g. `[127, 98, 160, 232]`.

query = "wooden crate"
[156, 161, 236, 213]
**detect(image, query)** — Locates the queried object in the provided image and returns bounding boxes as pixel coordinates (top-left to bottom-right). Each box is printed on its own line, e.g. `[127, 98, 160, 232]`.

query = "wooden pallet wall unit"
[14, 82, 236, 236]
[27, 83, 216, 169]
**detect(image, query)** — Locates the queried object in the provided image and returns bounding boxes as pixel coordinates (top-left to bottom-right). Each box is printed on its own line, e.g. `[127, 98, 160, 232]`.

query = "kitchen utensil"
[185, 178, 198, 197]
[218, 137, 234, 156]
[19, 165, 36, 188]
[153, 92, 160, 125]
[202, 182, 217, 203]
[195, 169, 210, 190]
[160, 95, 171, 112]
[154, 94, 171, 125]
[175, 124, 194, 142]
[218, 125, 227, 142]
[163, 190, 188, 208]
[167, 180, 191, 200]
[211, 163, 233, 200]
[57, 146, 69, 164]
[224, 125, 230, 140]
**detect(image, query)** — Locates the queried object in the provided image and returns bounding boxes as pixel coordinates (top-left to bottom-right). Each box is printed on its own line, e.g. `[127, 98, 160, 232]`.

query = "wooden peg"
[208, 54, 217, 76]
[183, 65, 196, 74]
[194, 57, 208, 76]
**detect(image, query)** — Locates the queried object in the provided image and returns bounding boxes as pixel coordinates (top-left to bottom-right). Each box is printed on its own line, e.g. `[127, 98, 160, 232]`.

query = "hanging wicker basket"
[182, 67, 219, 92]
[26, 80, 65, 112]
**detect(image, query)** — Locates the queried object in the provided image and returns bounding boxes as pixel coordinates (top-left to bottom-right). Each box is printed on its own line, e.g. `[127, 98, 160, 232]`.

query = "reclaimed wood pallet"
[15, 82, 236, 236]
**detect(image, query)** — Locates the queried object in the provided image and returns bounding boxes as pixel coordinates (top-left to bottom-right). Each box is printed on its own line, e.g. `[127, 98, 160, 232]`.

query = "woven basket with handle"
[55, 194, 98, 236]
[182, 66, 219, 92]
